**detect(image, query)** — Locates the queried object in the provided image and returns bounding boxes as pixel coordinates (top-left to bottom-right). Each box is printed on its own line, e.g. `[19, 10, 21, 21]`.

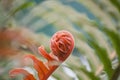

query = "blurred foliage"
[0, 0, 120, 80]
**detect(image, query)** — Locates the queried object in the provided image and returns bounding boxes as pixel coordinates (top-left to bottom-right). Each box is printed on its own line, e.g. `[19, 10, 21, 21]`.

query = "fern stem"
[110, 64, 120, 80]
[95, 51, 117, 76]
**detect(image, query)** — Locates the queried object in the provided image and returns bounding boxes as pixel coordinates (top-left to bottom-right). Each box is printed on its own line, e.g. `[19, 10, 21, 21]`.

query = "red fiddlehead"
[9, 30, 74, 80]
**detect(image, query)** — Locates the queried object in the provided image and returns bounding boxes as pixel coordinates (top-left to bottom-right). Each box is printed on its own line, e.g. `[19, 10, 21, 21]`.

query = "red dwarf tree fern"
[9, 30, 75, 80]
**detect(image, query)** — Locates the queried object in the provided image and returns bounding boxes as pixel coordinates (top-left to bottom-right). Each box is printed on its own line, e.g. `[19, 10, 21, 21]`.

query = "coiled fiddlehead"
[9, 30, 74, 80]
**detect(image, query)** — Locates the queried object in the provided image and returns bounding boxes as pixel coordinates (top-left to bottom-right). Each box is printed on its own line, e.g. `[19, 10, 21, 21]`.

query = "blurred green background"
[0, 0, 120, 80]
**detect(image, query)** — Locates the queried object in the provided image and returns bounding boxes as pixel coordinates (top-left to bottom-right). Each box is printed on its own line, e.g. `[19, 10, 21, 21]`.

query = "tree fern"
[0, 0, 120, 80]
